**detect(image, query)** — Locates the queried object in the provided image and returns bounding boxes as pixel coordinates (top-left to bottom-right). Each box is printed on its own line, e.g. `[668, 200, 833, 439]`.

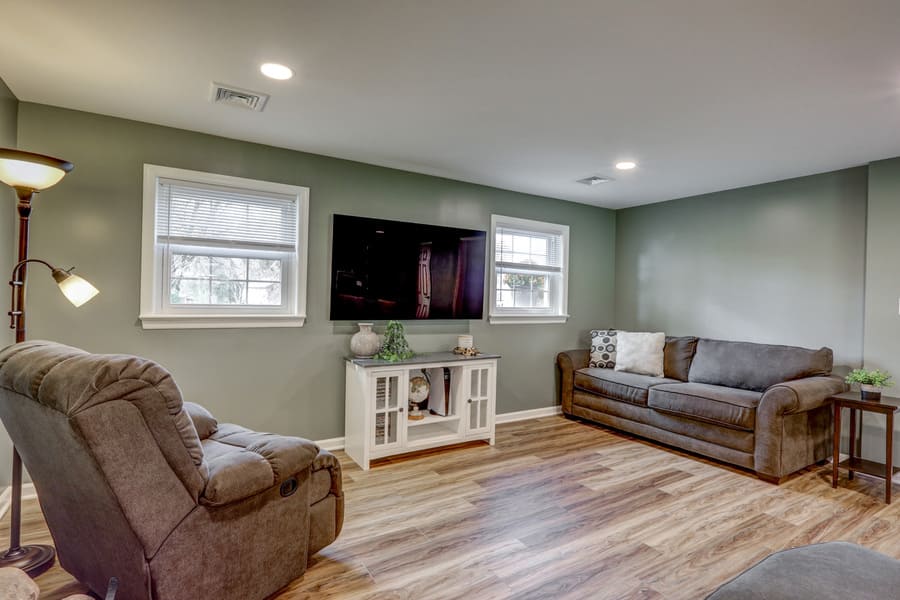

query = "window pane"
[171, 254, 210, 279]
[249, 258, 282, 282]
[211, 256, 247, 280]
[248, 282, 282, 305]
[171, 278, 209, 304]
[168, 251, 285, 307]
[211, 281, 247, 305]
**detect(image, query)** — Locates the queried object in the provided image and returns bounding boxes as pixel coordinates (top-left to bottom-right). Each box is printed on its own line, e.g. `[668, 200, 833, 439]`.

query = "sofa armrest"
[201, 424, 319, 506]
[760, 376, 849, 416]
[557, 349, 590, 415]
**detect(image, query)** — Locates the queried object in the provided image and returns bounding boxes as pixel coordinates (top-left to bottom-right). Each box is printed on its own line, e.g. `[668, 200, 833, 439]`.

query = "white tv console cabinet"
[344, 352, 499, 470]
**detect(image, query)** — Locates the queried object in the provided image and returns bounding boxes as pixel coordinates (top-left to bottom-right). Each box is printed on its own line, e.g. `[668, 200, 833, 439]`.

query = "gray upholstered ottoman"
[706, 542, 900, 599]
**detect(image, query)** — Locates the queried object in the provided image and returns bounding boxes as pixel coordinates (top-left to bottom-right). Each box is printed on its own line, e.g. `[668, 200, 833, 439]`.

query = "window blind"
[156, 178, 298, 251]
[494, 226, 563, 273]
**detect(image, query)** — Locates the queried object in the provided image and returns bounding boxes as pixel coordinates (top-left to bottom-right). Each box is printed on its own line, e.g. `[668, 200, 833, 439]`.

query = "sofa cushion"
[575, 368, 679, 407]
[664, 336, 699, 381]
[615, 331, 666, 377]
[688, 339, 833, 392]
[648, 382, 763, 431]
[589, 329, 617, 368]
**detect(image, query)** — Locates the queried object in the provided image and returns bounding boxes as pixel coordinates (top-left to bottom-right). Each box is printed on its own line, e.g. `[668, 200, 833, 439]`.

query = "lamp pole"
[0, 147, 75, 576]
[0, 190, 56, 575]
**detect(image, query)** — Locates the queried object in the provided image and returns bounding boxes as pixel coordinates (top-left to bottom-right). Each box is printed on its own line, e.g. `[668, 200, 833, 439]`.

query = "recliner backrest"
[0, 341, 210, 592]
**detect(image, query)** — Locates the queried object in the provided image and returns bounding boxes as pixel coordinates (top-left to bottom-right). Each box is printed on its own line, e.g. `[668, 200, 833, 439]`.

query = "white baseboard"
[495, 405, 563, 424]
[0, 408, 562, 514]
[315, 437, 346, 452]
[0, 483, 36, 520]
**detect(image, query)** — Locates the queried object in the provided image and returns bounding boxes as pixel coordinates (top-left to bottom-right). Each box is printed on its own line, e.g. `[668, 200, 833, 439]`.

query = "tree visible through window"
[169, 254, 283, 305]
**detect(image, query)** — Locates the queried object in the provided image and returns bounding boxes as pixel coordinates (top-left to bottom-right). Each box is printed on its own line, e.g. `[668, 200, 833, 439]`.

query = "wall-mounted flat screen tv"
[330, 214, 486, 320]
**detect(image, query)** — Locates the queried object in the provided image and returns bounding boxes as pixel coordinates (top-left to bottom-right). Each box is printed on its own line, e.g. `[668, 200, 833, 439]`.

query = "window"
[489, 215, 569, 324]
[140, 165, 309, 329]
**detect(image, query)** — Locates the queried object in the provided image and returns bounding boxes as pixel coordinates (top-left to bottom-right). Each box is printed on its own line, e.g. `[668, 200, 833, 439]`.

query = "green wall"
[0, 76, 17, 345]
[0, 77, 16, 486]
[861, 157, 900, 463]
[15, 103, 616, 454]
[614, 169, 868, 368]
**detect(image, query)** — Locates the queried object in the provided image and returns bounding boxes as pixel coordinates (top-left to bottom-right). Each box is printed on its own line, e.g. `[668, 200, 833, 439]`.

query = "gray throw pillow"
[664, 336, 699, 381]
[589, 329, 617, 368]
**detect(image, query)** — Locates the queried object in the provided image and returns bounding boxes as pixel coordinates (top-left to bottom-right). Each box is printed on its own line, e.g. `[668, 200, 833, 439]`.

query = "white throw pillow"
[614, 331, 666, 377]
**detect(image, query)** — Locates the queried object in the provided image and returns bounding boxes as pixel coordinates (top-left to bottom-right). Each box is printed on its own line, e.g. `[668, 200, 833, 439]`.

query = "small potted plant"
[374, 320, 414, 362]
[845, 368, 893, 401]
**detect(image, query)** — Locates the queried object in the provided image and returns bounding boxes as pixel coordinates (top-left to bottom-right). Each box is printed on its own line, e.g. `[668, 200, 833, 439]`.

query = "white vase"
[350, 323, 380, 358]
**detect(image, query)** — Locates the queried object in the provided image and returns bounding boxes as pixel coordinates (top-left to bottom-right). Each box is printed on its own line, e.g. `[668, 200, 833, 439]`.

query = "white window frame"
[139, 164, 309, 329]
[489, 215, 569, 325]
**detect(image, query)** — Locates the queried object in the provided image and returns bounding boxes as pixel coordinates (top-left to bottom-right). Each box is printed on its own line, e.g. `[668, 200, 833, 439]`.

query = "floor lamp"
[0, 148, 99, 576]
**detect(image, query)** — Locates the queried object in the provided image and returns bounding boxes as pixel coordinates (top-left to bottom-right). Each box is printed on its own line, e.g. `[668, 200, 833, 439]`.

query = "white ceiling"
[2, 1, 900, 209]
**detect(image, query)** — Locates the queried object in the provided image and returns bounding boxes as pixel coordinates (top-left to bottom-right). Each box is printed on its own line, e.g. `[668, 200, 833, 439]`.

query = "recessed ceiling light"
[577, 176, 614, 186]
[260, 63, 293, 80]
[615, 161, 637, 170]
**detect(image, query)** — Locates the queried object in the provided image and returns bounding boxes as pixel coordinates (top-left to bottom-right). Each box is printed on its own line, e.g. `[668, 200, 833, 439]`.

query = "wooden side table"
[831, 392, 900, 503]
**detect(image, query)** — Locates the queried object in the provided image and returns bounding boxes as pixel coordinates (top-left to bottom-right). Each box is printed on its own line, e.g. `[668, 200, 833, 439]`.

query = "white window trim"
[139, 164, 309, 329]
[489, 214, 569, 325]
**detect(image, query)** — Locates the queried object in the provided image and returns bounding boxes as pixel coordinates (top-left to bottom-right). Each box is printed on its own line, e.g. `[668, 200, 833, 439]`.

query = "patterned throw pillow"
[589, 329, 617, 368]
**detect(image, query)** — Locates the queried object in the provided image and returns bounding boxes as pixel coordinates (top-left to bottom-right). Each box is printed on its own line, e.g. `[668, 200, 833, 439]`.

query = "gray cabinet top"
[346, 351, 500, 368]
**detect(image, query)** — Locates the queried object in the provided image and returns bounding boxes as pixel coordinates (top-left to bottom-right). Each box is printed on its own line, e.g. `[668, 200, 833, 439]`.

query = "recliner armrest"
[201, 424, 319, 506]
[760, 376, 848, 416]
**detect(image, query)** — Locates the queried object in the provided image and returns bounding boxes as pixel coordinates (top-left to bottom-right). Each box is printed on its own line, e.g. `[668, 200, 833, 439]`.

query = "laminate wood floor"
[7, 416, 900, 599]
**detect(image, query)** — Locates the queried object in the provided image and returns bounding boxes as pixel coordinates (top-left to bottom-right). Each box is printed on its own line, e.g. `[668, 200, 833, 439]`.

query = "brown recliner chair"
[0, 341, 343, 600]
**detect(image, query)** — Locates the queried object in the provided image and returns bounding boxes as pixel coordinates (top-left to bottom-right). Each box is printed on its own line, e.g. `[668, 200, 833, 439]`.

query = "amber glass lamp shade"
[0, 148, 74, 194]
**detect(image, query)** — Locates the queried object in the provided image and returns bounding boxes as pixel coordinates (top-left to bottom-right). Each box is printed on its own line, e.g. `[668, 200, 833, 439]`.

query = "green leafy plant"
[845, 368, 894, 388]
[503, 273, 546, 288]
[374, 320, 414, 362]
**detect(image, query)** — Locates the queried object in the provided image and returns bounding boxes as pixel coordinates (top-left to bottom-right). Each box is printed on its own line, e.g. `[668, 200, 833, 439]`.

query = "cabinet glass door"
[465, 366, 492, 435]
[372, 371, 403, 451]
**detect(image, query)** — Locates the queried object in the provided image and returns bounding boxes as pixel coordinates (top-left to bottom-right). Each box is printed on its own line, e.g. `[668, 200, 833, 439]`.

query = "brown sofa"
[558, 336, 848, 482]
[0, 341, 343, 600]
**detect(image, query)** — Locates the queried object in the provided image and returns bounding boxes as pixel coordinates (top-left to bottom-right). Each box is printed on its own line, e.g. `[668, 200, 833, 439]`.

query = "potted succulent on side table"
[845, 368, 893, 401]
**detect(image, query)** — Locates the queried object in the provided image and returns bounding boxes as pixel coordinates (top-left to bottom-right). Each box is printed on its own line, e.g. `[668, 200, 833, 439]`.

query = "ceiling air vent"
[210, 83, 269, 112]
[577, 175, 614, 186]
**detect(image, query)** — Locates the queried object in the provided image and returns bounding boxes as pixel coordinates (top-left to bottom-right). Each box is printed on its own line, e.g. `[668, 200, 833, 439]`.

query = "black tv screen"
[330, 215, 486, 320]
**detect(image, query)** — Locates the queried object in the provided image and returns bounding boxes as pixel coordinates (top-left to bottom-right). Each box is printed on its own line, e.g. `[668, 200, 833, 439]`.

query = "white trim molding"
[489, 214, 570, 325]
[139, 164, 310, 330]
[315, 437, 346, 452]
[0, 483, 37, 520]
[495, 405, 563, 423]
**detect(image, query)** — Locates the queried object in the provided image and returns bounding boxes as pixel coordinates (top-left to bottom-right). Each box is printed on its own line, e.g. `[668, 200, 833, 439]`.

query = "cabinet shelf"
[407, 413, 460, 427]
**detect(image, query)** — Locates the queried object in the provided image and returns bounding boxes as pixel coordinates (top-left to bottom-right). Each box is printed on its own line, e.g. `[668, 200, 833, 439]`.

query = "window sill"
[488, 314, 569, 325]
[139, 313, 306, 330]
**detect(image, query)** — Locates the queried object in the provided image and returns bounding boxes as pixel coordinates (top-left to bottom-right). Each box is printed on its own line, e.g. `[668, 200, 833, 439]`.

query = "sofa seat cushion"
[575, 368, 679, 407]
[648, 383, 762, 431]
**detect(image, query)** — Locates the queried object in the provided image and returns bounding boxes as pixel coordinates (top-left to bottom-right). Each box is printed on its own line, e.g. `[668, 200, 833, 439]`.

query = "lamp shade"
[51, 269, 99, 307]
[0, 148, 74, 193]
